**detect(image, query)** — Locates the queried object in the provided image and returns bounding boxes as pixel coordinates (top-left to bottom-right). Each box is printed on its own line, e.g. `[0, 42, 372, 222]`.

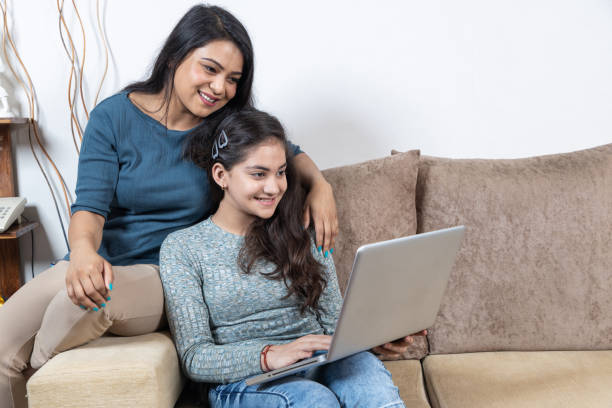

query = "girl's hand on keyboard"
[264, 334, 332, 371]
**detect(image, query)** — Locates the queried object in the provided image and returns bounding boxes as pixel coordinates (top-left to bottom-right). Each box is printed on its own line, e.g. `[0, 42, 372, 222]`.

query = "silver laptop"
[246, 225, 465, 386]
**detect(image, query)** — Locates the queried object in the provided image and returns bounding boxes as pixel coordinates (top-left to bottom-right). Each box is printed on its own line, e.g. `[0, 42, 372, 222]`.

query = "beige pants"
[0, 261, 167, 408]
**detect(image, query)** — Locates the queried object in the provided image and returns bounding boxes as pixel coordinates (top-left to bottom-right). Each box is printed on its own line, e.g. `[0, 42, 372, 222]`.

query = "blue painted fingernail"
[101, 303, 106, 308]
[93, 307, 99, 312]
[318, 246, 322, 252]
[109, 283, 113, 291]
[107, 296, 111, 301]
[330, 248, 334, 254]
[324, 251, 329, 258]
[80, 305, 86, 310]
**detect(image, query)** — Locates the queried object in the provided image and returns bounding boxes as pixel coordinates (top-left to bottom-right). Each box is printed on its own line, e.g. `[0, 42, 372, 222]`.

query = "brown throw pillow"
[413, 144, 612, 354]
[322, 150, 425, 360]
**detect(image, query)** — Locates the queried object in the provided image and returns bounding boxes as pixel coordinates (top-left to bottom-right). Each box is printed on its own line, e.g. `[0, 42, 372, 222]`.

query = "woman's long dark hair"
[203, 109, 327, 316]
[123, 4, 255, 152]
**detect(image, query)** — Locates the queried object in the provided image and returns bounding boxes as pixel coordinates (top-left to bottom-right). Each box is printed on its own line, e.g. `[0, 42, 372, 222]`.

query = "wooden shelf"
[0, 117, 29, 125]
[1, 118, 31, 197]
[0, 119, 35, 299]
[0, 221, 39, 298]
[0, 221, 39, 239]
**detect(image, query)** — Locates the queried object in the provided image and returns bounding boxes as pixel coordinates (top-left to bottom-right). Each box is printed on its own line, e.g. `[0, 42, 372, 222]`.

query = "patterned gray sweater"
[159, 217, 342, 384]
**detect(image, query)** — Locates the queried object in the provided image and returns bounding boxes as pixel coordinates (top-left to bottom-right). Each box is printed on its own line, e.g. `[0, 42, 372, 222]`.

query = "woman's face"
[215, 140, 288, 223]
[173, 39, 244, 120]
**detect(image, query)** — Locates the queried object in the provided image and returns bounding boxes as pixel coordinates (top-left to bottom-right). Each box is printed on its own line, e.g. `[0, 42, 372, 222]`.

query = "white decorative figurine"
[0, 85, 14, 118]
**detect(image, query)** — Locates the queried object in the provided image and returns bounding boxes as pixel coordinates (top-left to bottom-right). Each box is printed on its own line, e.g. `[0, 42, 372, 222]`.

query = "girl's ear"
[211, 163, 227, 189]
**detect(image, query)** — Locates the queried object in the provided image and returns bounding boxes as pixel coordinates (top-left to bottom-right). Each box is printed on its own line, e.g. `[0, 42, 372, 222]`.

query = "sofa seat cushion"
[383, 360, 431, 407]
[26, 332, 185, 408]
[423, 350, 612, 408]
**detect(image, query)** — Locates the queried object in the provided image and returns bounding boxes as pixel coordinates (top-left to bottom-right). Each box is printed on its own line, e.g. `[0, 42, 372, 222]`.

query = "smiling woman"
[124, 5, 254, 133]
[130, 39, 245, 131]
[0, 5, 339, 408]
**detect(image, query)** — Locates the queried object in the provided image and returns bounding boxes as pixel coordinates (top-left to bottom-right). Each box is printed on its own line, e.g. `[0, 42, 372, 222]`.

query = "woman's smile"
[199, 91, 219, 106]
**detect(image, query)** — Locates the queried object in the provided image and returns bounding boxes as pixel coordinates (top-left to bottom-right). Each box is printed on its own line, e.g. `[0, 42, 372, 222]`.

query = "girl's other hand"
[303, 180, 338, 255]
[263, 334, 332, 371]
[65, 249, 113, 310]
[371, 330, 428, 359]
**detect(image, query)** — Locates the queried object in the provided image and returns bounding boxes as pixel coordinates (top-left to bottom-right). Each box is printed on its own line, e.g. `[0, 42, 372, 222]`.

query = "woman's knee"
[30, 288, 112, 369]
[104, 264, 166, 336]
[0, 262, 68, 373]
[30, 264, 165, 368]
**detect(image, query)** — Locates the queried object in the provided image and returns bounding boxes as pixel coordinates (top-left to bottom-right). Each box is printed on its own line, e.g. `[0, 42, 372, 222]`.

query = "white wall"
[2, 0, 611, 281]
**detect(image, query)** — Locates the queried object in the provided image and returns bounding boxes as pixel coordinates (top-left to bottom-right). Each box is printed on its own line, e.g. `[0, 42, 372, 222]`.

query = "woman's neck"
[164, 92, 203, 130]
[129, 90, 202, 131]
[211, 200, 256, 236]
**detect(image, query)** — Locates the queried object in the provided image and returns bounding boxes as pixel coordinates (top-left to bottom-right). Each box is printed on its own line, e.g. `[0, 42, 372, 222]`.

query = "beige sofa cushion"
[415, 144, 612, 354]
[323, 150, 426, 360]
[27, 332, 184, 408]
[423, 351, 612, 408]
[322, 150, 420, 293]
[384, 360, 431, 408]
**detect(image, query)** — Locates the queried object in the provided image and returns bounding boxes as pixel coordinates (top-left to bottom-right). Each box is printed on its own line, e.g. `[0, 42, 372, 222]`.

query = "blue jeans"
[208, 351, 405, 408]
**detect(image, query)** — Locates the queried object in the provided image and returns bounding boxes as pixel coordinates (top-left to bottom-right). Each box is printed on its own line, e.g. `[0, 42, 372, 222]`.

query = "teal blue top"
[66, 92, 301, 265]
[159, 217, 342, 384]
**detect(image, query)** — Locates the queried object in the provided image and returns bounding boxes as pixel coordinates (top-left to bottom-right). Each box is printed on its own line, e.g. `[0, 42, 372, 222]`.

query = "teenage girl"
[160, 109, 411, 408]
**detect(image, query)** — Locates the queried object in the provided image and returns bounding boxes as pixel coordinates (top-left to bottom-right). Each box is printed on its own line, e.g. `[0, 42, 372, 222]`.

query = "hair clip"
[212, 141, 219, 159]
[218, 130, 228, 148]
[211, 129, 228, 160]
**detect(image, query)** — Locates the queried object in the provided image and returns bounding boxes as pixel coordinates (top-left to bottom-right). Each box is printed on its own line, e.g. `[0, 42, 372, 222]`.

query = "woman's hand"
[66, 249, 113, 310]
[263, 334, 332, 371]
[303, 180, 338, 255]
[66, 210, 113, 310]
[371, 330, 428, 359]
[292, 153, 339, 255]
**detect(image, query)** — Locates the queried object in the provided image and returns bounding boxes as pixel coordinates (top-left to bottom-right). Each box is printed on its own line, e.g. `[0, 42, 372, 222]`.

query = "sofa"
[26, 143, 612, 407]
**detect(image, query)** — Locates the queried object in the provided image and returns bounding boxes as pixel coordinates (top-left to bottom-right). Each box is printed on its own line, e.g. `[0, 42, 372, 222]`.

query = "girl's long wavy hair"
[123, 4, 255, 152]
[202, 109, 327, 315]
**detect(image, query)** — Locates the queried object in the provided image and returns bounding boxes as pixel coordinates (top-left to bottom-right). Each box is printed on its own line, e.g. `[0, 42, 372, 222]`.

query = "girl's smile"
[212, 139, 288, 235]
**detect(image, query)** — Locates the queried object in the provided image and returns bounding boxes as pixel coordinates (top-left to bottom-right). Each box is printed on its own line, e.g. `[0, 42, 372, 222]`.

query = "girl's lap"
[209, 351, 404, 408]
[209, 375, 340, 408]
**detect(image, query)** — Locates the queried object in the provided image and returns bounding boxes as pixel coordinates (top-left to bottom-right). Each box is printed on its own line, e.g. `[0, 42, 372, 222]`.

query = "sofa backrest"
[416, 143, 612, 354]
[322, 150, 427, 359]
[322, 150, 420, 293]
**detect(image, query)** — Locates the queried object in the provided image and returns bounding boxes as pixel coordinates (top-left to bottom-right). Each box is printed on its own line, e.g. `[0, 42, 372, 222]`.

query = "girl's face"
[172, 39, 244, 120]
[214, 139, 288, 224]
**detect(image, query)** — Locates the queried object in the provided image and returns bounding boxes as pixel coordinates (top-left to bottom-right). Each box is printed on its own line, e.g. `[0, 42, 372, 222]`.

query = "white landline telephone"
[0, 197, 26, 233]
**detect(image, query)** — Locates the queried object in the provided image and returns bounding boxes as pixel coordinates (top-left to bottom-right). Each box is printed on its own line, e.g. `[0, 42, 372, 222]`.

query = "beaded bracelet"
[261, 345, 272, 372]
